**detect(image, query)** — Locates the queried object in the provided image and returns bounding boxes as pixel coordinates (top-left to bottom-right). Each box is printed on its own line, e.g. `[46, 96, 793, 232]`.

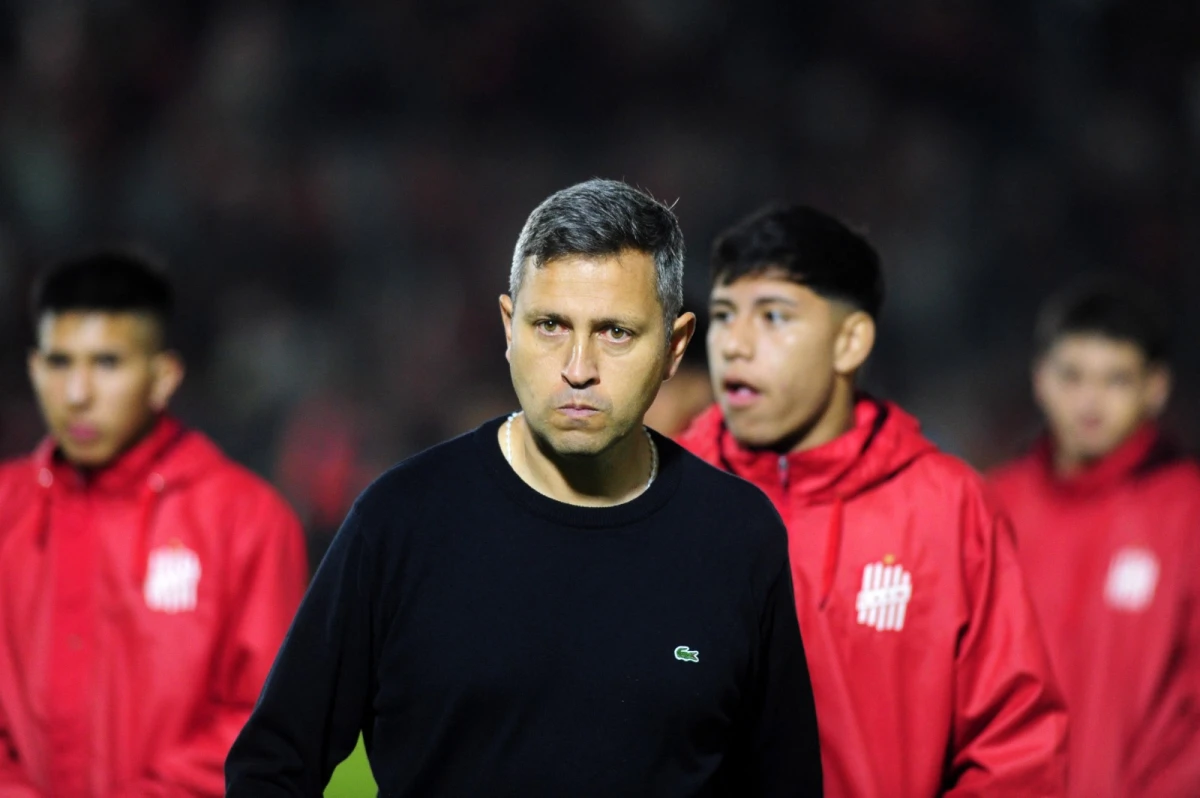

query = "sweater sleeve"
[721, 521, 823, 797]
[752, 560, 823, 796]
[225, 504, 377, 797]
[947, 497, 1069, 796]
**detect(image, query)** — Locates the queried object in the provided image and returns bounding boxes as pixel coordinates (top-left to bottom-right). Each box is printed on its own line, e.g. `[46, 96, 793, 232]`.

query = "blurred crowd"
[0, 0, 1196, 561]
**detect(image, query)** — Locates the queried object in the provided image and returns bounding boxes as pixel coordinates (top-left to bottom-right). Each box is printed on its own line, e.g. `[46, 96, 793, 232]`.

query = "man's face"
[29, 312, 182, 469]
[707, 273, 844, 449]
[1034, 334, 1169, 465]
[501, 250, 692, 458]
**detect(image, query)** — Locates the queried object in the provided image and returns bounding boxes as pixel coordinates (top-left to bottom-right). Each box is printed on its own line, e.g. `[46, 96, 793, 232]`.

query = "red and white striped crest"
[855, 559, 913, 632]
[144, 543, 202, 614]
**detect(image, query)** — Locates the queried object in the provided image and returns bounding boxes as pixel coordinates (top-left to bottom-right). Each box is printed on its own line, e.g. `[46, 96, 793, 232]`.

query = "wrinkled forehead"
[516, 251, 661, 315]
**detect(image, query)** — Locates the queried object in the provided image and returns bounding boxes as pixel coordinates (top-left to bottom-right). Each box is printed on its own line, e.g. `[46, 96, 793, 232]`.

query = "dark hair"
[511, 179, 686, 327]
[710, 204, 884, 318]
[31, 250, 174, 342]
[1034, 277, 1170, 364]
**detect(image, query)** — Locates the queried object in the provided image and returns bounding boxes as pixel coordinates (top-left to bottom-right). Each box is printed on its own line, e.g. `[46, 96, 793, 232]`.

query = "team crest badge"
[1104, 547, 1158, 612]
[855, 555, 913, 632]
[144, 540, 202, 613]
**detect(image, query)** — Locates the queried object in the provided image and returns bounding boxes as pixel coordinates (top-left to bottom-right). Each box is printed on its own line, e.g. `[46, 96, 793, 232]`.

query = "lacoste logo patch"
[674, 646, 699, 663]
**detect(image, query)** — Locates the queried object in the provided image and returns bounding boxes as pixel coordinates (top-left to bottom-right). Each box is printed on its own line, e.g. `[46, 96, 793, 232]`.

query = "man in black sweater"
[226, 179, 823, 797]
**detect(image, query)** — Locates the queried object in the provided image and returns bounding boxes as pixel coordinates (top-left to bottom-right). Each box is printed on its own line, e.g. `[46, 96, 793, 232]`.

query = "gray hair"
[510, 179, 685, 333]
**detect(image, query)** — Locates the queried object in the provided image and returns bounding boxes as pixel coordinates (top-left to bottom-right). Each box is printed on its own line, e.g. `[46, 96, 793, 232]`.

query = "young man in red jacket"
[0, 252, 308, 797]
[678, 204, 1068, 797]
[989, 280, 1200, 798]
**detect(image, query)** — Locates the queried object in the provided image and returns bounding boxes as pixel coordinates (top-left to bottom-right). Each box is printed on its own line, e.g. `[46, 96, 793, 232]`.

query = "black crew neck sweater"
[226, 416, 822, 797]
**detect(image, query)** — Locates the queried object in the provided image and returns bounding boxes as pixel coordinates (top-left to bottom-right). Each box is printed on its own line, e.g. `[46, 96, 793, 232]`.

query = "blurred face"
[29, 312, 183, 469]
[501, 250, 693, 459]
[708, 272, 873, 450]
[1034, 334, 1169, 466]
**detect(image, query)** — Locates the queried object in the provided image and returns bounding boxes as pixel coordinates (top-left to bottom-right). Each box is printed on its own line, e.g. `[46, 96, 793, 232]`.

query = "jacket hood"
[678, 396, 937, 504]
[29, 415, 228, 586]
[33, 415, 224, 496]
[1027, 423, 1186, 496]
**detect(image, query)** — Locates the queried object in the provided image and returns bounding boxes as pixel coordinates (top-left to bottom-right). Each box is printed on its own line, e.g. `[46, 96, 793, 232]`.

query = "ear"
[664, 312, 697, 381]
[26, 347, 40, 388]
[1144, 364, 1172, 418]
[149, 351, 185, 412]
[1031, 357, 1051, 413]
[832, 311, 875, 376]
[499, 295, 515, 363]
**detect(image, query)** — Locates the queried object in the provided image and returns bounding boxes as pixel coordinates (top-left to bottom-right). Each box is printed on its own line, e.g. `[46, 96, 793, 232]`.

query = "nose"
[562, 333, 600, 389]
[1075, 375, 1105, 413]
[64, 366, 93, 408]
[717, 315, 754, 361]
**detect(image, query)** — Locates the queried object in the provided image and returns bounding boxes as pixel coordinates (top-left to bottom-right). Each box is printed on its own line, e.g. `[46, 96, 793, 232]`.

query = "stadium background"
[0, 1, 1196, 794]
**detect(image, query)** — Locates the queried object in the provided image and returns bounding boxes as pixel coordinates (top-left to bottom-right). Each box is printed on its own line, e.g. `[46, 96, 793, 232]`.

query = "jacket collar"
[682, 395, 934, 505]
[34, 415, 186, 495]
[1035, 423, 1165, 495]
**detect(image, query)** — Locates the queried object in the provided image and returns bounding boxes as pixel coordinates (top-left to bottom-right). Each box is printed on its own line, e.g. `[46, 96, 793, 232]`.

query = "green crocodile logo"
[674, 646, 700, 663]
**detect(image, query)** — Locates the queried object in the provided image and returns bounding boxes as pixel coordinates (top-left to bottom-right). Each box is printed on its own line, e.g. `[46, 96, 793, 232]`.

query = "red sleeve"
[946, 494, 1069, 797]
[1124, 503, 1200, 798]
[0, 705, 40, 797]
[0, 473, 41, 796]
[114, 488, 309, 798]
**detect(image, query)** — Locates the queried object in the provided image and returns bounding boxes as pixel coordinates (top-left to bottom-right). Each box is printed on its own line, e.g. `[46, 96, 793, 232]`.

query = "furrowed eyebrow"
[592, 316, 641, 331]
[523, 310, 642, 332]
[523, 309, 569, 323]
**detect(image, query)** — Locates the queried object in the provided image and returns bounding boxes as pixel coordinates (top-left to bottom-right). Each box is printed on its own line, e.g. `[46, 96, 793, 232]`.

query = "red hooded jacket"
[679, 398, 1068, 797]
[990, 426, 1200, 798]
[0, 416, 308, 797]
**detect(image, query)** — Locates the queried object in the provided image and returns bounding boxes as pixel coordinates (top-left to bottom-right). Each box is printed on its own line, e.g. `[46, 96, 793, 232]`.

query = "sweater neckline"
[476, 415, 682, 529]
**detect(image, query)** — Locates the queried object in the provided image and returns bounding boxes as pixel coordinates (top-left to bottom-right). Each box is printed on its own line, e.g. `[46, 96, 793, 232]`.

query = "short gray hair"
[510, 179, 685, 331]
